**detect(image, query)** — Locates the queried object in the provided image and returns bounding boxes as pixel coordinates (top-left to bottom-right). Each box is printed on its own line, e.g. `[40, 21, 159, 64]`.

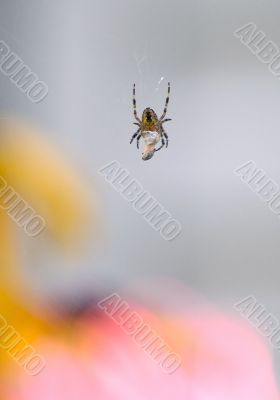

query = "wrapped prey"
[141, 131, 161, 161]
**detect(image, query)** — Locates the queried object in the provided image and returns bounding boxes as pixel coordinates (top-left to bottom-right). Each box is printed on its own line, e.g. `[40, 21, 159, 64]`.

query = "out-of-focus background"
[1, 0, 280, 395]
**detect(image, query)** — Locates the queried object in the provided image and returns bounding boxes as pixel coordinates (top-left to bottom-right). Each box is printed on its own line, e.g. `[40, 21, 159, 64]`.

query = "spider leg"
[134, 122, 141, 127]
[155, 135, 165, 152]
[133, 84, 141, 123]
[136, 133, 142, 149]
[161, 118, 172, 124]
[159, 82, 170, 121]
[130, 128, 140, 144]
[163, 129, 169, 148]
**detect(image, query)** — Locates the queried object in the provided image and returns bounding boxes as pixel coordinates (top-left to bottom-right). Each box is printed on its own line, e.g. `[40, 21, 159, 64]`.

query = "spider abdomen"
[142, 108, 159, 132]
[142, 122, 158, 131]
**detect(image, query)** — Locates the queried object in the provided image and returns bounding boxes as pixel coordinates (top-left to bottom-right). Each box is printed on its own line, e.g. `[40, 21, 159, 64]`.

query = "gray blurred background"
[1, 0, 280, 377]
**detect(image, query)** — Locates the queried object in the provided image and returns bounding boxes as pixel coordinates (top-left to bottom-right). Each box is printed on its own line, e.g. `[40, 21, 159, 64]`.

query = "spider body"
[142, 108, 158, 131]
[130, 83, 172, 161]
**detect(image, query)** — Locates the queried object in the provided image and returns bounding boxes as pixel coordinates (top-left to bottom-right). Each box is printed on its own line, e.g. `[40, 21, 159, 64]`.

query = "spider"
[130, 82, 172, 160]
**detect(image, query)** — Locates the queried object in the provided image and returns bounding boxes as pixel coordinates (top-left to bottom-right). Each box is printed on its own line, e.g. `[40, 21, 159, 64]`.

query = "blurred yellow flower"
[0, 118, 96, 378]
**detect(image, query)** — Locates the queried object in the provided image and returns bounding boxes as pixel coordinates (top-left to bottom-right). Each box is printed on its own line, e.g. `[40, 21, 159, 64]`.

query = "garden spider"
[130, 82, 172, 160]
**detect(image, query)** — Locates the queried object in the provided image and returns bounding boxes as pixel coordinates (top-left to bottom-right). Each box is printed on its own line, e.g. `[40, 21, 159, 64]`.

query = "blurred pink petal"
[8, 307, 280, 400]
